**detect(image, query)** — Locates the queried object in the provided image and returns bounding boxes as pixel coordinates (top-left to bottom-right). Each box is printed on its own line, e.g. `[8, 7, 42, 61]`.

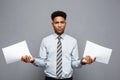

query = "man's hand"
[21, 55, 35, 63]
[81, 55, 96, 65]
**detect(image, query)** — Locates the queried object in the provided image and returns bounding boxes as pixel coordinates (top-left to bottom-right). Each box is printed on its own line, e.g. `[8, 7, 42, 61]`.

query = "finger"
[92, 57, 96, 62]
[24, 55, 29, 63]
[86, 56, 92, 64]
[21, 56, 24, 61]
[26, 56, 30, 62]
[27, 56, 32, 63]
[28, 56, 32, 62]
[23, 56, 27, 62]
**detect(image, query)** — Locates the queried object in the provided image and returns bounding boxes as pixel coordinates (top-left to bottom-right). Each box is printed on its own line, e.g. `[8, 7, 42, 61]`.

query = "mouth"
[57, 29, 63, 32]
[55, 29, 64, 35]
[58, 28, 63, 31]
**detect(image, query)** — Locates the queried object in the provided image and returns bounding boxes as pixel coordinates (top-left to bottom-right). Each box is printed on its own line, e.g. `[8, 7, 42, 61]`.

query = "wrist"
[30, 58, 35, 63]
[81, 58, 86, 65]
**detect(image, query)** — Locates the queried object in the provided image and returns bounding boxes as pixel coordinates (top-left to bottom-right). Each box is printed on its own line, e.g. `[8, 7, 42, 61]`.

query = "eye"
[54, 22, 59, 24]
[60, 21, 65, 24]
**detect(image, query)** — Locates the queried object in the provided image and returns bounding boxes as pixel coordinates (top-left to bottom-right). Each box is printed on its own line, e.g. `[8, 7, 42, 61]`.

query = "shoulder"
[44, 34, 53, 39]
[65, 34, 76, 40]
[42, 34, 54, 42]
[64, 34, 77, 42]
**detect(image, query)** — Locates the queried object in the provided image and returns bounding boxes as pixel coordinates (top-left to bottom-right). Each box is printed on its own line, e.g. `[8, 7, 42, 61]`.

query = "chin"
[55, 31, 64, 35]
[56, 32, 63, 35]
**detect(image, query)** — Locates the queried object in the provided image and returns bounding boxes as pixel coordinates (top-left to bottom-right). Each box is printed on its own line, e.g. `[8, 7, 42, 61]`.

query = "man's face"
[52, 16, 66, 35]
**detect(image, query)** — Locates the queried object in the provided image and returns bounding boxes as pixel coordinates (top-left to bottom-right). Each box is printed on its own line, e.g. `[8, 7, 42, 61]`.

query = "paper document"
[83, 40, 112, 64]
[2, 40, 32, 64]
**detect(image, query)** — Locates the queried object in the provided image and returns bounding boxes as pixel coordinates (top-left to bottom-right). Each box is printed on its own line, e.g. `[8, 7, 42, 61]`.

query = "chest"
[45, 40, 74, 55]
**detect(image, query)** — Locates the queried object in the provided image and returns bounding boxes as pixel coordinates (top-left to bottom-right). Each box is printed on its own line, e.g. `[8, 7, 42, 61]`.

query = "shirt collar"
[53, 33, 65, 40]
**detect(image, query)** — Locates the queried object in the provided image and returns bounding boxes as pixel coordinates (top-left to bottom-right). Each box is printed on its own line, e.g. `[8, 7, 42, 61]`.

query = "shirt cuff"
[72, 60, 83, 68]
[32, 58, 46, 67]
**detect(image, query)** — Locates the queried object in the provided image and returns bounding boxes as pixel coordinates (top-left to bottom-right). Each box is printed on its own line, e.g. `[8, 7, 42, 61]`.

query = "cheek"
[53, 26, 58, 31]
[62, 25, 66, 29]
[52, 24, 57, 29]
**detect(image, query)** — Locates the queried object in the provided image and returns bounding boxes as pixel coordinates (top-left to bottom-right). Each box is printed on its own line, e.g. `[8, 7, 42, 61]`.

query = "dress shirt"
[33, 33, 83, 79]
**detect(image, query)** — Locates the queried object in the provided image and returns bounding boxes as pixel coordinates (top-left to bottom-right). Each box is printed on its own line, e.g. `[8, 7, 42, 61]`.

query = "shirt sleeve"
[32, 38, 47, 67]
[71, 40, 83, 68]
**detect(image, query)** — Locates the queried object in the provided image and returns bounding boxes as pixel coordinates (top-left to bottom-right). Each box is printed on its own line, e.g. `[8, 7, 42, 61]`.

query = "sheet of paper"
[83, 40, 112, 64]
[2, 40, 32, 64]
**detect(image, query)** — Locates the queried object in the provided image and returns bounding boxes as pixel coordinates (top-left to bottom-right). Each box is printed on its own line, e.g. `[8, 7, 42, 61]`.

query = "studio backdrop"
[0, 0, 120, 80]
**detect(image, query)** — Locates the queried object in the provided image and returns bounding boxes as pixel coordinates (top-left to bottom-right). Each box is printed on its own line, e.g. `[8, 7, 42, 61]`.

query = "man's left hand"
[81, 55, 96, 65]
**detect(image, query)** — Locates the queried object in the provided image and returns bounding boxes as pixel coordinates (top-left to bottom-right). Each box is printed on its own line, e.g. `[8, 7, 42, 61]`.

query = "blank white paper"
[83, 40, 112, 64]
[2, 40, 32, 64]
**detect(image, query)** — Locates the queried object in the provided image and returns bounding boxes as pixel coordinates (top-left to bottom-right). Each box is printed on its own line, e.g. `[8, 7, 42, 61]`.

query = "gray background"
[0, 0, 120, 80]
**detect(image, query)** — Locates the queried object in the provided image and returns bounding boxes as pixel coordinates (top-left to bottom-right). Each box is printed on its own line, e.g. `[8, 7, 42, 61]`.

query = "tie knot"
[57, 36, 61, 40]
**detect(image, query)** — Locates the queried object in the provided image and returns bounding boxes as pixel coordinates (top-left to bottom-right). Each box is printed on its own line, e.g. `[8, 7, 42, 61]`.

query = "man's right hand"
[21, 55, 35, 63]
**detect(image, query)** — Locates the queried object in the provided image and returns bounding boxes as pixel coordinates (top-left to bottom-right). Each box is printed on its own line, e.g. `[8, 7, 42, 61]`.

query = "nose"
[58, 23, 62, 27]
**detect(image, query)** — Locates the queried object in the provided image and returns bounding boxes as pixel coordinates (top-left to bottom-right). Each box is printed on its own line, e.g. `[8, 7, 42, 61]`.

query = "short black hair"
[51, 11, 67, 21]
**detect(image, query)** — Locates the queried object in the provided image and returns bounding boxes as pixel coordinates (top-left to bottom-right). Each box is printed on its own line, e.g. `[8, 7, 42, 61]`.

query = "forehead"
[53, 16, 66, 21]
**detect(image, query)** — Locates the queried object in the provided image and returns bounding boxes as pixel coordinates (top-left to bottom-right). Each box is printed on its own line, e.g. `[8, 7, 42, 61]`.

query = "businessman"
[21, 11, 96, 80]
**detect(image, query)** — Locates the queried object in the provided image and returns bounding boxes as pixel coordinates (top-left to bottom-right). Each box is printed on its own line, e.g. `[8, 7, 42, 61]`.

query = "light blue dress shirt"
[33, 33, 82, 79]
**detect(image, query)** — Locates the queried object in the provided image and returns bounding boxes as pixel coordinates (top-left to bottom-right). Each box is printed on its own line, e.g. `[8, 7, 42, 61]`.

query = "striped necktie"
[56, 36, 62, 79]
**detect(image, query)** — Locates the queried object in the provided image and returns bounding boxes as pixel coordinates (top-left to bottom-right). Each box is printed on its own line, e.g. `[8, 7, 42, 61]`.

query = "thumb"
[30, 57, 35, 63]
[82, 58, 87, 63]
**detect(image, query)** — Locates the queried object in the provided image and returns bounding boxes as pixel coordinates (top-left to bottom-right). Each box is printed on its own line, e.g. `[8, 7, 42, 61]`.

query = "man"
[21, 11, 96, 80]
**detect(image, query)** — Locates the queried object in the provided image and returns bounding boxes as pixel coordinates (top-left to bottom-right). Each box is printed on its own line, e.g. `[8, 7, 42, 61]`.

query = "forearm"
[71, 59, 83, 68]
[32, 58, 46, 67]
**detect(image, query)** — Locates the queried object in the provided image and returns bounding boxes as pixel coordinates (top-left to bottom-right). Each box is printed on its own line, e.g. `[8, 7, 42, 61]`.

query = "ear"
[51, 22, 54, 27]
[65, 21, 67, 27]
[64, 20, 66, 24]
